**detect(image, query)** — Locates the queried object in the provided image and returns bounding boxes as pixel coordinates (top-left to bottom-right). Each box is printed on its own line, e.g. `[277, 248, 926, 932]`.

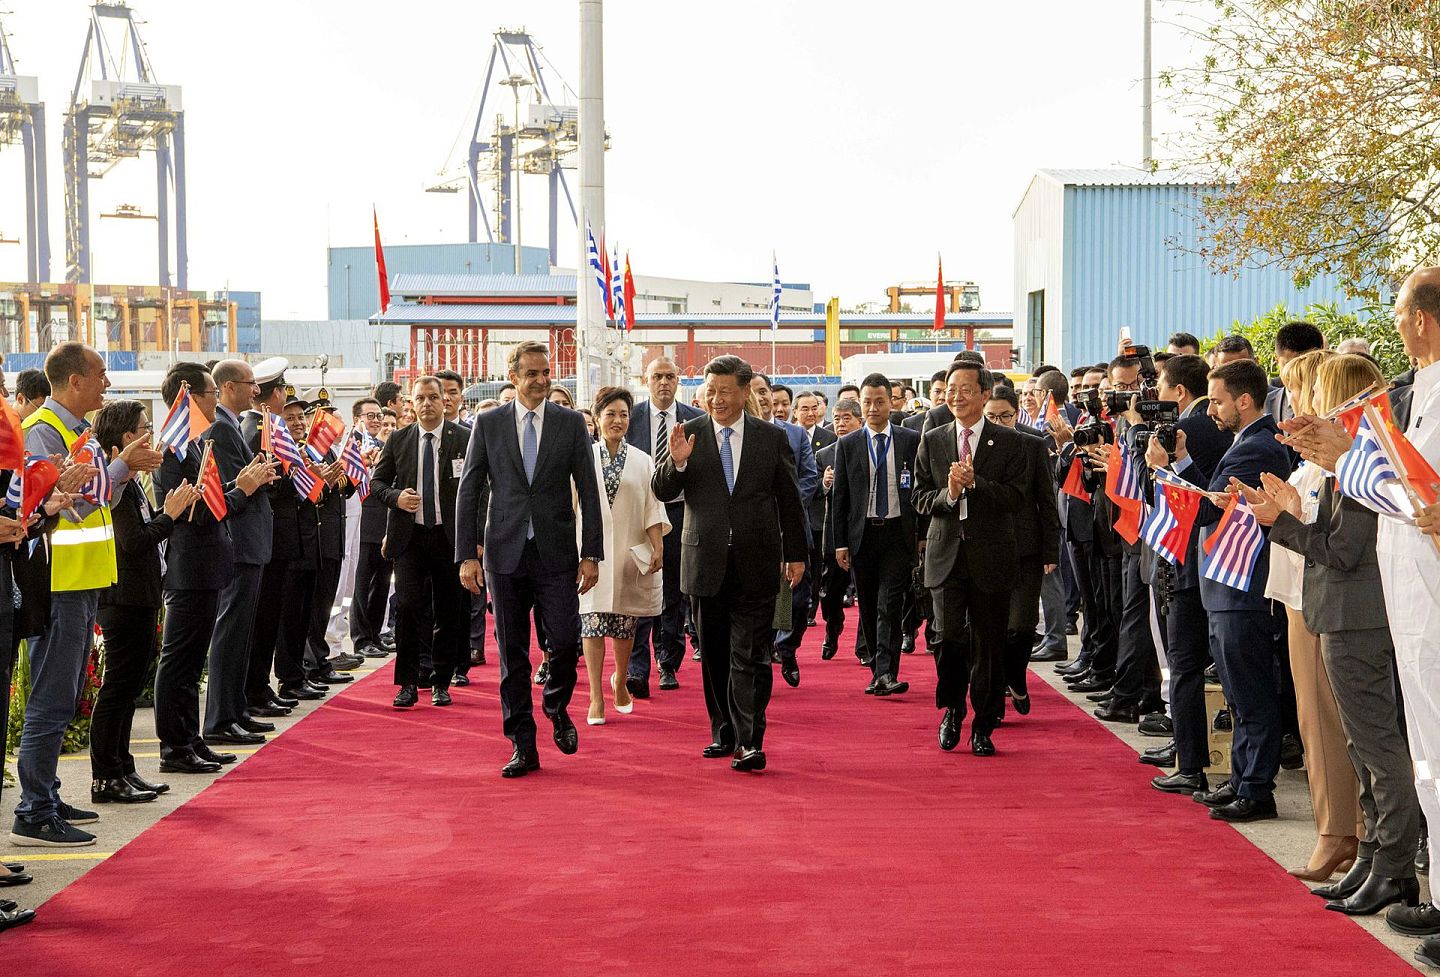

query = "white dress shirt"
[514, 399, 546, 454]
[649, 402, 677, 456]
[864, 423, 900, 519]
[414, 419, 445, 526]
[947, 416, 987, 518]
[713, 416, 744, 479]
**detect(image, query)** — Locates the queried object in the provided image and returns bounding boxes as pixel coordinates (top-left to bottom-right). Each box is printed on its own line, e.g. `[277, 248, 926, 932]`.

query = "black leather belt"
[867, 517, 898, 526]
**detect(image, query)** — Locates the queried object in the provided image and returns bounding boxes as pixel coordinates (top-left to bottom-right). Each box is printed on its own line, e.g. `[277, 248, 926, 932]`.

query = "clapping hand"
[119, 435, 164, 473]
[1049, 411, 1074, 446]
[237, 456, 280, 495]
[0, 514, 25, 545]
[1282, 415, 1352, 472]
[667, 424, 695, 467]
[55, 460, 99, 494]
[162, 479, 202, 519]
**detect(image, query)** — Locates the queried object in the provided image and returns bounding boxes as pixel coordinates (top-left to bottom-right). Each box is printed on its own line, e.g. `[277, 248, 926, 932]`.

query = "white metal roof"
[1035, 167, 1219, 188]
[371, 304, 1013, 328]
[390, 273, 578, 297]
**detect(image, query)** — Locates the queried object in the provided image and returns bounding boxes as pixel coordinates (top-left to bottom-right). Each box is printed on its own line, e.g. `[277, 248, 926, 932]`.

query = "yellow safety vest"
[22, 406, 118, 592]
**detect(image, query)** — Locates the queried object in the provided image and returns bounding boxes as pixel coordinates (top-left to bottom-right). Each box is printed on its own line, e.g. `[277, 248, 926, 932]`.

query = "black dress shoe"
[393, 685, 418, 708]
[314, 669, 353, 685]
[268, 689, 300, 708]
[1193, 782, 1238, 808]
[451, 674, 470, 687]
[820, 641, 838, 660]
[124, 773, 169, 795]
[658, 667, 679, 690]
[1152, 770, 1207, 793]
[805, 617, 817, 628]
[432, 688, 452, 706]
[204, 724, 265, 746]
[1280, 733, 1305, 770]
[780, 658, 800, 688]
[0, 906, 36, 933]
[1139, 743, 1177, 768]
[731, 747, 766, 772]
[1213, 709, 1232, 731]
[900, 634, 915, 654]
[1086, 688, 1117, 703]
[90, 778, 158, 804]
[158, 751, 222, 774]
[1417, 936, 1440, 970]
[702, 741, 735, 759]
[1057, 658, 1089, 675]
[1391, 902, 1440, 936]
[470, 648, 486, 665]
[1010, 690, 1031, 715]
[501, 748, 541, 778]
[1326, 874, 1419, 915]
[626, 675, 650, 700]
[970, 732, 995, 757]
[938, 709, 960, 752]
[192, 741, 238, 765]
[281, 684, 324, 701]
[1138, 713, 1173, 737]
[238, 717, 275, 733]
[552, 713, 579, 755]
[1209, 796, 1278, 822]
[873, 676, 909, 697]
[1069, 674, 1114, 694]
[1313, 858, 1375, 900]
[0, 872, 31, 888]
[1094, 702, 1140, 723]
[358, 643, 390, 659]
[1029, 647, 1066, 662]
[246, 704, 290, 718]
[327, 654, 365, 671]
[533, 660, 551, 686]
[1065, 621, 1079, 635]
[864, 677, 878, 695]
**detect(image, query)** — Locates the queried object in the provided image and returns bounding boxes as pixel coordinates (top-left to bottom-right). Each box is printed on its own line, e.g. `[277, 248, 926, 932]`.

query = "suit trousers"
[1109, 551, 1161, 710]
[1166, 586, 1211, 774]
[853, 520, 913, 681]
[1210, 607, 1285, 801]
[204, 563, 263, 734]
[1087, 544, 1122, 677]
[691, 550, 778, 751]
[1038, 547, 1069, 657]
[1003, 555, 1045, 698]
[273, 563, 318, 690]
[306, 556, 342, 677]
[488, 538, 581, 749]
[394, 525, 464, 690]
[931, 553, 1010, 736]
[348, 540, 393, 651]
[1323, 629, 1421, 877]
[92, 605, 160, 779]
[1067, 538, 1100, 665]
[453, 588, 487, 677]
[155, 589, 221, 753]
[1285, 607, 1363, 840]
[630, 501, 688, 680]
[773, 561, 812, 659]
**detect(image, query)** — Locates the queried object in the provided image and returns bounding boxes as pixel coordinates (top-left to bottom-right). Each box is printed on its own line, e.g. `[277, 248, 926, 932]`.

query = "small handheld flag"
[12, 457, 60, 521]
[1061, 456, 1090, 503]
[69, 437, 113, 506]
[1105, 442, 1146, 545]
[1335, 412, 1407, 515]
[197, 441, 228, 521]
[305, 409, 347, 459]
[268, 413, 323, 502]
[158, 384, 208, 460]
[340, 431, 371, 500]
[1202, 494, 1266, 591]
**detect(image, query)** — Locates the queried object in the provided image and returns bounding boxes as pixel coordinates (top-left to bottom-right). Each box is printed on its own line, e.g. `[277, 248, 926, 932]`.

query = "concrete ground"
[1, 638, 1430, 971]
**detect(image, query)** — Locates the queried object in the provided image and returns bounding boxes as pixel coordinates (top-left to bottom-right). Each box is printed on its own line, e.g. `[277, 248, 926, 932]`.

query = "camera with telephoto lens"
[1132, 400, 1181, 457]
[1072, 390, 1114, 448]
[1105, 343, 1162, 416]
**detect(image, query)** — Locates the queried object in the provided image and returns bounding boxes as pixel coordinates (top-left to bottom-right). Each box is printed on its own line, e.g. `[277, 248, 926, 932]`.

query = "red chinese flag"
[21, 458, 59, 521]
[66, 430, 92, 461]
[0, 395, 24, 471]
[1386, 423, 1440, 505]
[1339, 390, 1391, 437]
[373, 207, 391, 314]
[934, 255, 945, 332]
[1163, 483, 1202, 564]
[623, 252, 636, 332]
[601, 232, 613, 320]
[1061, 456, 1090, 503]
[306, 409, 347, 457]
[1104, 443, 1143, 544]
[199, 446, 228, 521]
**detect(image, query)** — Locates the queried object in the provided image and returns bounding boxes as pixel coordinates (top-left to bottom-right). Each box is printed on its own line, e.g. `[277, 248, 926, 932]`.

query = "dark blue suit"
[454, 400, 604, 751]
[1179, 412, 1292, 799]
[773, 418, 820, 659]
[625, 398, 704, 684]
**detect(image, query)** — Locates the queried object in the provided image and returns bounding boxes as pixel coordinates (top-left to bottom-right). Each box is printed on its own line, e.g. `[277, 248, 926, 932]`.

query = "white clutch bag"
[630, 541, 656, 575]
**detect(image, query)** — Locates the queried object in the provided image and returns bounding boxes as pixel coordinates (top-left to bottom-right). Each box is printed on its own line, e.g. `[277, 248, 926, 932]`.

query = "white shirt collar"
[866, 423, 894, 441]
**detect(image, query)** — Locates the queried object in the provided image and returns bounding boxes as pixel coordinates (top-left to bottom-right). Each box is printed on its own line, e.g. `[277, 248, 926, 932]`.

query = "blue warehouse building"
[327, 242, 551, 320]
[1012, 168, 1370, 369]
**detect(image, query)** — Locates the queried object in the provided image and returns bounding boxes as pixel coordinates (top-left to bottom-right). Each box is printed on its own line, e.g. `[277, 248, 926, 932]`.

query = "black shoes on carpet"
[502, 748, 541, 778]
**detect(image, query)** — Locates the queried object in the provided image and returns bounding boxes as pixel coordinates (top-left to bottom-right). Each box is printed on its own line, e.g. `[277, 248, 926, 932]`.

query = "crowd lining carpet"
[6, 632, 1420, 976]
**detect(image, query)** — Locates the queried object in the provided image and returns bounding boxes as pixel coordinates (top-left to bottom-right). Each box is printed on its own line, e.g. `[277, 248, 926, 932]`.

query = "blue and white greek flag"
[770, 255, 781, 333]
[610, 246, 625, 324]
[1336, 413, 1406, 515]
[585, 220, 609, 318]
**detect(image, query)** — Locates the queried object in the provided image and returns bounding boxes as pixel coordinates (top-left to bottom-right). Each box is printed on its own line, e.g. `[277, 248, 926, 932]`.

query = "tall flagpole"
[578, 0, 609, 402]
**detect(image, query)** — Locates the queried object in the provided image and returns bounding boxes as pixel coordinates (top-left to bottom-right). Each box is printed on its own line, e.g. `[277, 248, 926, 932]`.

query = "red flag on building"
[305, 409, 347, 459]
[623, 252, 636, 332]
[373, 207, 391, 314]
[933, 255, 945, 333]
[1060, 456, 1090, 503]
[0, 395, 24, 471]
[198, 443, 228, 521]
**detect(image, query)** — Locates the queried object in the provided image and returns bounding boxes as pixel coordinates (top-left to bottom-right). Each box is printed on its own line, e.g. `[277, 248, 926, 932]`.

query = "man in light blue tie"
[456, 342, 604, 778]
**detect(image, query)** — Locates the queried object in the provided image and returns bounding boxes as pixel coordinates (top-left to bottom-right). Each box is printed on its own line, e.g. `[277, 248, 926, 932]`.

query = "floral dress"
[581, 441, 639, 640]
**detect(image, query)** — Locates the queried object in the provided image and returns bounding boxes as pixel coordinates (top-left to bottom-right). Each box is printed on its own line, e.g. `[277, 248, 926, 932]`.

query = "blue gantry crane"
[63, 1, 186, 287]
[0, 17, 51, 283]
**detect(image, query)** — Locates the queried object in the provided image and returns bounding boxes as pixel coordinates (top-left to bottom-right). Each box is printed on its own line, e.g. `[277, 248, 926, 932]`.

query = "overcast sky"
[0, 1, 1193, 318]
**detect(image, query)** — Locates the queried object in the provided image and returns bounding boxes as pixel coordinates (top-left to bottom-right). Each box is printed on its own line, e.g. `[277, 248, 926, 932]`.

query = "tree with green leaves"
[1201, 301, 1411, 376]
[1160, 1, 1440, 299]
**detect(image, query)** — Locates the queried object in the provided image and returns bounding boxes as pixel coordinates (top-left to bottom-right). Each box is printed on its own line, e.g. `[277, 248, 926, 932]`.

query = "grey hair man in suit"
[455, 343, 604, 778]
[653, 355, 808, 772]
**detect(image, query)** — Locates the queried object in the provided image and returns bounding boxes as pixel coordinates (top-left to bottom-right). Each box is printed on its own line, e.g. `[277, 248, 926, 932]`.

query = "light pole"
[501, 73, 533, 275]
[577, 0, 611, 402]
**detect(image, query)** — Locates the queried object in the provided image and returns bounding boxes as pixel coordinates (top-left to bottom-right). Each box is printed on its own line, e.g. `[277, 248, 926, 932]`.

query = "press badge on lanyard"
[899, 465, 911, 490]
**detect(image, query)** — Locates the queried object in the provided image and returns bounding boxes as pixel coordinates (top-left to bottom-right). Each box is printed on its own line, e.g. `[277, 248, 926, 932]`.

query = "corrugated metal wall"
[1060, 184, 1367, 366]
[259, 319, 410, 381]
[326, 243, 551, 320]
[1011, 175, 1067, 366]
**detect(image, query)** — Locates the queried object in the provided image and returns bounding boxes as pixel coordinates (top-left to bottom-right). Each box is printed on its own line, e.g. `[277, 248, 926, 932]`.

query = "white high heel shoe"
[611, 673, 634, 714]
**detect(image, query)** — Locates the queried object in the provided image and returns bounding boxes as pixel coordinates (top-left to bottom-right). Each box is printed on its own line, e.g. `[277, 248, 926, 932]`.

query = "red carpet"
[6, 631, 1418, 976]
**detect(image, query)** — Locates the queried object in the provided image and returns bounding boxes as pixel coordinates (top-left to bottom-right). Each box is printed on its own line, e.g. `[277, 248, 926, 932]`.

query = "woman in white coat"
[580, 387, 669, 724]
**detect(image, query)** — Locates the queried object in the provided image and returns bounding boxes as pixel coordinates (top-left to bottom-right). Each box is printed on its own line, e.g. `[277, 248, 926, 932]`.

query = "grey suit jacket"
[1267, 479, 1389, 634]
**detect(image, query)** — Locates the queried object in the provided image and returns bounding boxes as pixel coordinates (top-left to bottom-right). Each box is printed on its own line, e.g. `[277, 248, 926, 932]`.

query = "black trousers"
[349, 540, 393, 651]
[931, 552, 1011, 736]
[274, 562, 318, 690]
[92, 605, 160, 779]
[773, 561, 812, 659]
[1109, 551, 1161, 710]
[1077, 540, 1121, 675]
[1211, 607, 1284, 802]
[394, 525, 465, 690]
[489, 538, 581, 750]
[1004, 554, 1045, 698]
[205, 563, 263, 734]
[1167, 586, 1211, 773]
[155, 589, 221, 753]
[306, 556, 342, 677]
[631, 501, 688, 679]
[454, 588, 487, 677]
[852, 519, 913, 680]
[692, 550, 778, 752]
